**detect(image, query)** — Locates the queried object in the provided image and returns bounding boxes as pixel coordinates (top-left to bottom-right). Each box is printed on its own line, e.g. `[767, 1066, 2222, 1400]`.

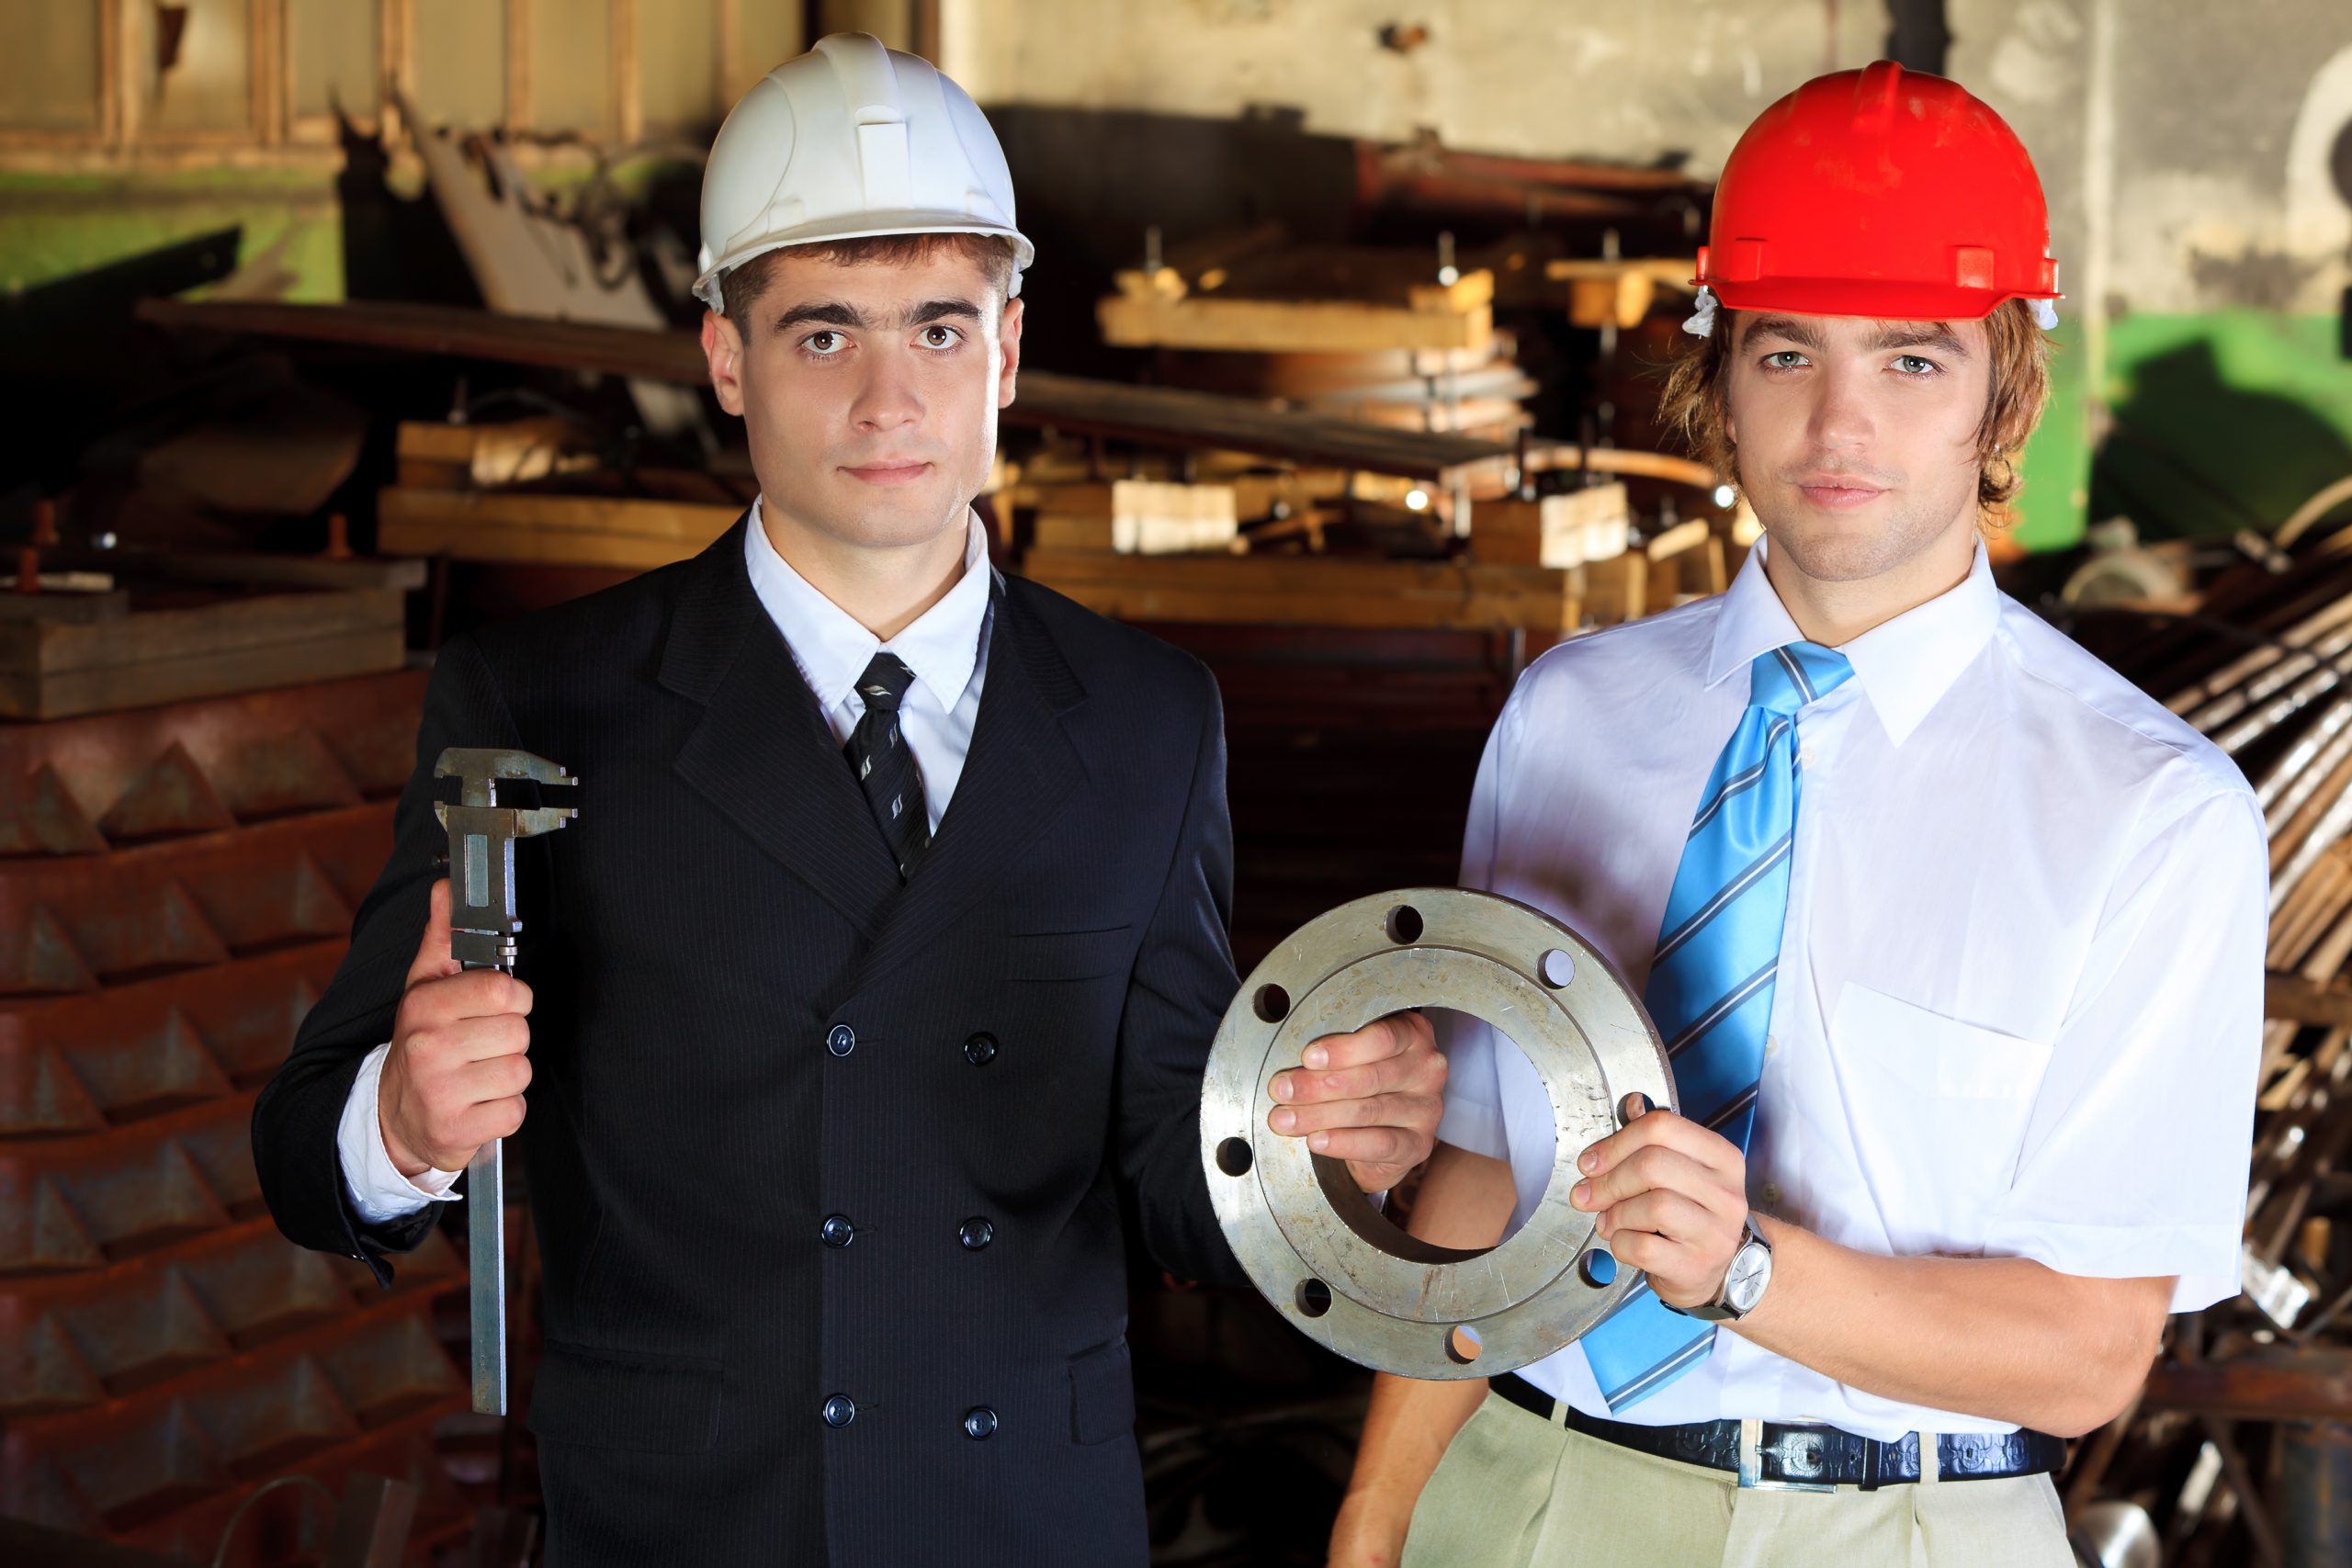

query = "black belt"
[1492, 1371, 2065, 1492]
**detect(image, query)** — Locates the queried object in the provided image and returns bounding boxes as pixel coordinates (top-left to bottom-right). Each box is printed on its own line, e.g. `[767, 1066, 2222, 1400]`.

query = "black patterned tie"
[844, 653, 930, 881]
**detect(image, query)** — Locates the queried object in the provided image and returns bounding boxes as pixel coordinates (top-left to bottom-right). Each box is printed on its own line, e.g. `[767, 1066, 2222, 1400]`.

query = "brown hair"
[1656, 298, 2054, 528]
[717, 231, 1021, 324]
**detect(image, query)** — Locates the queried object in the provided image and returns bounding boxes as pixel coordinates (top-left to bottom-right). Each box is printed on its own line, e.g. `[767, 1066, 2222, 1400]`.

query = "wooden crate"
[0, 590, 407, 722]
[1027, 480, 1241, 555]
[1469, 487, 1634, 570]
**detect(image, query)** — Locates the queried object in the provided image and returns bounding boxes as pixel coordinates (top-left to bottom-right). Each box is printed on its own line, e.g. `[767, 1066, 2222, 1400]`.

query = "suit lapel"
[848, 576, 1087, 993]
[662, 516, 902, 937]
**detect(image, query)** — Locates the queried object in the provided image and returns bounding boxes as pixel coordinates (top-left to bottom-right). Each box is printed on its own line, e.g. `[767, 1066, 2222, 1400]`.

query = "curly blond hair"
[1656, 299, 2054, 528]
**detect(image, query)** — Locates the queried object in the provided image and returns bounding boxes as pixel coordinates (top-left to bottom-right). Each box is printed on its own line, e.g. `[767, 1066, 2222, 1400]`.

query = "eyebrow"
[1741, 314, 1972, 360]
[771, 298, 988, 333]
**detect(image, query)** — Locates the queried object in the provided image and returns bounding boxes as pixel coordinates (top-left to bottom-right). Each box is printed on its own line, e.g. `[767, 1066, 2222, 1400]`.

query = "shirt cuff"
[1979, 1215, 2243, 1314]
[338, 1041, 465, 1224]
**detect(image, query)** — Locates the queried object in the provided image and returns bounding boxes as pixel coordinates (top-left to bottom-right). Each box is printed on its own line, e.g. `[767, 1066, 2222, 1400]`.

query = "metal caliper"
[434, 747, 579, 1416]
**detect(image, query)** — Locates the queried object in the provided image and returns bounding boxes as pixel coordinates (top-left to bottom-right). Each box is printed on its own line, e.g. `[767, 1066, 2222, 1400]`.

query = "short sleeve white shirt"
[1434, 539, 2267, 1440]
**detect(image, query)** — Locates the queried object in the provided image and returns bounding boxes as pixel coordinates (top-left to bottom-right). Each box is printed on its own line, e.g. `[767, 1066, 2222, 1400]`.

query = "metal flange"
[1200, 888, 1674, 1380]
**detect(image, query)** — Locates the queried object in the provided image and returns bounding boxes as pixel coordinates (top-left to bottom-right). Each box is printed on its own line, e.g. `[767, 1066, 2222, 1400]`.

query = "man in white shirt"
[254, 37, 1446, 1567]
[1330, 62, 2265, 1568]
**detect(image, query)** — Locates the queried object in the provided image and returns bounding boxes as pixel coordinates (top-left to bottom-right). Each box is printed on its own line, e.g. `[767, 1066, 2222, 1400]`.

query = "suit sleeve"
[1113, 659, 1249, 1286]
[249, 634, 520, 1287]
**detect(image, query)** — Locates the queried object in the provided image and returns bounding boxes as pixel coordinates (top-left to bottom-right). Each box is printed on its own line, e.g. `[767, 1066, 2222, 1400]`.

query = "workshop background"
[2, 1, 2349, 1564]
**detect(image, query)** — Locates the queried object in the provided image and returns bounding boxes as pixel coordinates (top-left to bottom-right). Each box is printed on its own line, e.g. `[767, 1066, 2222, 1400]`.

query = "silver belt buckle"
[1736, 1417, 1838, 1492]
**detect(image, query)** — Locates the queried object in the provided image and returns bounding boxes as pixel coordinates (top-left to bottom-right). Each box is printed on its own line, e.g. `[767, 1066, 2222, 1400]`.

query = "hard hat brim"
[1700, 275, 2060, 324]
[695, 215, 1037, 311]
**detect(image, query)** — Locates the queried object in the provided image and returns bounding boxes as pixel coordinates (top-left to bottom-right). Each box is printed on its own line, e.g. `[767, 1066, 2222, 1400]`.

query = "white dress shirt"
[336, 502, 995, 1222]
[1435, 538, 2267, 1440]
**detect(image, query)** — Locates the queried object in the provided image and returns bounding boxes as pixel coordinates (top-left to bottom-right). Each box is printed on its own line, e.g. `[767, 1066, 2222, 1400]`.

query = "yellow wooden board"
[377, 486, 741, 570]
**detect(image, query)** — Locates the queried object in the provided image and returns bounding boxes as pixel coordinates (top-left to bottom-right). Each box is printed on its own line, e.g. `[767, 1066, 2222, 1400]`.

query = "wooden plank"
[1020, 580, 1576, 633]
[378, 486, 741, 547]
[1022, 549, 1570, 598]
[2266, 971, 2352, 1029]
[4, 629, 409, 722]
[1100, 292, 1493, 354]
[97, 552, 429, 592]
[1018, 550, 1578, 633]
[1033, 514, 1116, 552]
[1121, 252, 1497, 313]
[377, 517, 711, 571]
[0, 589, 407, 678]
[394, 418, 595, 487]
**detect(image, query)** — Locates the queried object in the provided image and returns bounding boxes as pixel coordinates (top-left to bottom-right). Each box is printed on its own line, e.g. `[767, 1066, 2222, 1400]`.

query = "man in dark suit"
[252, 34, 1446, 1566]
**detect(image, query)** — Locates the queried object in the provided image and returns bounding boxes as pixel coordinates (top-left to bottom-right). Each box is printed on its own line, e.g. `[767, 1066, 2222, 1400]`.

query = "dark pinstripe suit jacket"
[252, 515, 1245, 1566]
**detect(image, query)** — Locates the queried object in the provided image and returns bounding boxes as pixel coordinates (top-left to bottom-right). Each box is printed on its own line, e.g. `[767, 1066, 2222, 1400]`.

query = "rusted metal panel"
[0, 1217, 463, 1418]
[0, 670, 465, 1563]
[117, 1407, 471, 1568]
[0, 670, 424, 858]
[0, 804, 394, 997]
[2, 1297, 462, 1540]
[0, 1094, 266, 1275]
[0, 946, 344, 1137]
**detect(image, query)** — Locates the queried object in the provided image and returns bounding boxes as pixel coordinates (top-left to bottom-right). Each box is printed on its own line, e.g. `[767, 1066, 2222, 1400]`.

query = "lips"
[1794, 478, 1886, 511]
[842, 460, 933, 487]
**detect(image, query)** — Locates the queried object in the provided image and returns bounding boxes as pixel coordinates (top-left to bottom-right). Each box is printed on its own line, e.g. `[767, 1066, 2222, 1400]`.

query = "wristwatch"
[1681, 1217, 1772, 1323]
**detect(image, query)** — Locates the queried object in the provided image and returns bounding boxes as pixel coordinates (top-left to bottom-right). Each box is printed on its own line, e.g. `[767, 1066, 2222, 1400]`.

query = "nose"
[1806, 359, 1877, 456]
[851, 346, 923, 434]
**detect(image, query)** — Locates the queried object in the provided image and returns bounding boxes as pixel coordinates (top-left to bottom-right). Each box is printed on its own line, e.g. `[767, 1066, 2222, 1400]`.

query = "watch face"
[1725, 1242, 1771, 1313]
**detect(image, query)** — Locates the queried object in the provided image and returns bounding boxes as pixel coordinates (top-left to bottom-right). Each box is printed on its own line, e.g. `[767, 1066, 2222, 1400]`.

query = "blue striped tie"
[1580, 640, 1853, 1411]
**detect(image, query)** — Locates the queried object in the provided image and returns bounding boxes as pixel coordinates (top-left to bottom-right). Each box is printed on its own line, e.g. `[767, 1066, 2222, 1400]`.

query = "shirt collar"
[742, 496, 992, 716]
[1704, 536, 2002, 748]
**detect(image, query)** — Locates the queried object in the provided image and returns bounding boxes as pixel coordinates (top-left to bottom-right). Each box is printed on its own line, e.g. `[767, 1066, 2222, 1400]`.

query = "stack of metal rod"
[2050, 500, 2352, 1568]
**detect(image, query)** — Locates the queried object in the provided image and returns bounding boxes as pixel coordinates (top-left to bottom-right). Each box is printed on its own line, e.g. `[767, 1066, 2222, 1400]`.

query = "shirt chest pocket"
[1829, 983, 2054, 1250]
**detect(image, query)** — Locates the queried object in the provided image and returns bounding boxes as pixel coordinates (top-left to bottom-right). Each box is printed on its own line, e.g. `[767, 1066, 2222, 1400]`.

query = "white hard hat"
[694, 32, 1035, 311]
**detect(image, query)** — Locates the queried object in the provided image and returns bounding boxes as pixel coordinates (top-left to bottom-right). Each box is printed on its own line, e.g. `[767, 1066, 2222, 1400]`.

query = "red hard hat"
[1694, 61, 2060, 321]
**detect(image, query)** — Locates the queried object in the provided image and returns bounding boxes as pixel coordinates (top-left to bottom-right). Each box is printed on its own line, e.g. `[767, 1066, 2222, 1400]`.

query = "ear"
[995, 297, 1024, 411]
[702, 310, 747, 418]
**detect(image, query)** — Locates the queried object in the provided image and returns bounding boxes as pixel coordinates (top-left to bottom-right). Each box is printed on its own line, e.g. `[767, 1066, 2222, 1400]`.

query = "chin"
[832, 488, 969, 548]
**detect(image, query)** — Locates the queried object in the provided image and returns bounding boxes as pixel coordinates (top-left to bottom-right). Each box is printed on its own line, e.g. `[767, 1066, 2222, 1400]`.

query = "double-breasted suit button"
[963, 1405, 998, 1440]
[826, 1023, 856, 1057]
[962, 1032, 997, 1066]
[822, 1393, 857, 1428]
[820, 1214, 855, 1247]
[957, 1216, 994, 1250]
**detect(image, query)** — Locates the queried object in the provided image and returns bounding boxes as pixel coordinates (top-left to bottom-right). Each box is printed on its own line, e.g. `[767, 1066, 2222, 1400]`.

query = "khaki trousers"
[1400, 1392, 2075, 1568]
